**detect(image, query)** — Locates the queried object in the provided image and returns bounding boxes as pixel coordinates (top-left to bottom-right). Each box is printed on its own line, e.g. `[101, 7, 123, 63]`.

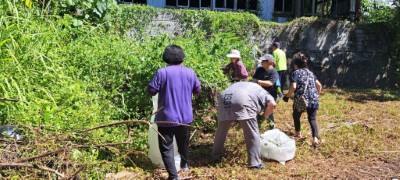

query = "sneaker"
[249, 163, 265, 169]
[312, 137, 320, 149]
[294, 131, 303, 139]
[181, 163, 189, 172]
[312, 142, 320, 149]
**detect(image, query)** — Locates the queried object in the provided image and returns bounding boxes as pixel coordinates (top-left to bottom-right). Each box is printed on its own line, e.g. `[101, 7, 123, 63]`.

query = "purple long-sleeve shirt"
[148, 65, 201, 126]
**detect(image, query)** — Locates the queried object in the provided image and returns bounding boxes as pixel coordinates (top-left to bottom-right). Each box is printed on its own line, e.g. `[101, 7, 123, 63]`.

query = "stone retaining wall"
[133, 13, 392, 88]
[256, 20, 391, 88]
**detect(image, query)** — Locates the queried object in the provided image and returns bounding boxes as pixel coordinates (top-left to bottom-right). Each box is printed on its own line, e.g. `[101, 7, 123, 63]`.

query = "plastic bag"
[147, 94, 181, 171]
[0, 125, 23, 141]
[260, 128, 296, 165]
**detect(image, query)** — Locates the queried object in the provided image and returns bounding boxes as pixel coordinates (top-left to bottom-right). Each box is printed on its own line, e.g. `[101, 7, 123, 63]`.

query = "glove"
[250, 78, 259, 83]
[267, 118, 275, 130]
[283, 96, 289, 102]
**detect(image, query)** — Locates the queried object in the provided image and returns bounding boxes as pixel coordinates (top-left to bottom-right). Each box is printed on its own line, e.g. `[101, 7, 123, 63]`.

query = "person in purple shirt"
[148, 45, 201, 180]
[222, 49, 248, 82]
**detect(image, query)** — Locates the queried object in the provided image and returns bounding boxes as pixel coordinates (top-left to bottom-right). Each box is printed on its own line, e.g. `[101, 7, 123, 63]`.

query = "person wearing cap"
[251, 54, 279, 129]
[212, 81, 276, 169]
[272, 42, 288, 90]
[222, 50, 248, 82]
[148, 44, 201, 180]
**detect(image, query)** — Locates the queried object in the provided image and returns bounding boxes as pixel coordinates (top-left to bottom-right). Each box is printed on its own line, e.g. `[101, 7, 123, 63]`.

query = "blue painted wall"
[259, 0, 274, 20]
[147, 0, 164, 8]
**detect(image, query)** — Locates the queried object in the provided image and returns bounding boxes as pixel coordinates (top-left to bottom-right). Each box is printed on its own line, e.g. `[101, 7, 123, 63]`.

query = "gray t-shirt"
[218, 82, 275, 121]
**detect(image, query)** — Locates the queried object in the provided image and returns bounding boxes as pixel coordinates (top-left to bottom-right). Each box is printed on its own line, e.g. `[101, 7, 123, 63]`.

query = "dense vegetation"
[0, 1, 262, 178]
[1, 0, 399, 178]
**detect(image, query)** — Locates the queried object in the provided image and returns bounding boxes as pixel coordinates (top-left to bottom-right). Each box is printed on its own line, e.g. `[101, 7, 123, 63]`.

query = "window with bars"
[178, 0, 189, 7]
[167, 0, 256, 10]
[118, 0, 147, 4]
[215, 0, 235, 9]
[237, 0, 258, 10]
[166, 0, 176, 6]
[274, 0, 293, 13]
[303, 0, 324, 15]
[188, 0, 212, 8]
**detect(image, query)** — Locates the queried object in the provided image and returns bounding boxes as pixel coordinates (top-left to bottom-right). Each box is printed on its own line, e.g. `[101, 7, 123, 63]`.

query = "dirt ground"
[2, 89, 398, 179]
[142, 89, 400, 179]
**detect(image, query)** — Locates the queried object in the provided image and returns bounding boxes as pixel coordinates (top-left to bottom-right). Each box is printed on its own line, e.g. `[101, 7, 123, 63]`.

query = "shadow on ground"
[326, 88, 400, 103]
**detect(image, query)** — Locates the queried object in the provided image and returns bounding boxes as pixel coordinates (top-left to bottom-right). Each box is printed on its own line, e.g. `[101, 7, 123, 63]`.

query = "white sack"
[260, 128, 296, 165]
[148, 94, 181, 171]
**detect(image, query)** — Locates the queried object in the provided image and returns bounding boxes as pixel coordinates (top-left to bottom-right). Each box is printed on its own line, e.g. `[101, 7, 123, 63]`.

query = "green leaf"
[0, 39, 10, 47]
[67, 0, 75, 6]
[72, 19, 83, 27]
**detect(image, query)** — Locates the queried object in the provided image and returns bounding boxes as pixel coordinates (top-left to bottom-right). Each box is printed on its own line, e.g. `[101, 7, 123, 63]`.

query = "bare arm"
[285, 82, 297, 97]
[258, 80, 274, 87]
[263, 101, 276, 118]
[315, 80, 322, 94]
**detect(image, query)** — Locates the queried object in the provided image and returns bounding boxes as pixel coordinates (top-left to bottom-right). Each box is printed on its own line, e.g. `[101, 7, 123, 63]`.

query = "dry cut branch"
[63, 164, 87, 180]
[17, 147, 69, 163]
[0, 98, 19, 102]
[73, 142, 131, 148]
[79, 106, 165, 133]
[0, 162, 65, 178]
[16, 142, 131, 163]
[79, 120, 151, 133]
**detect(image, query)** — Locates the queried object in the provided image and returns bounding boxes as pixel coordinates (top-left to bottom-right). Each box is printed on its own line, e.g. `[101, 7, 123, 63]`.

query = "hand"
[283, 96, 289, 102]
[257, 114, 267, 122]
[250, 78, 259, 83]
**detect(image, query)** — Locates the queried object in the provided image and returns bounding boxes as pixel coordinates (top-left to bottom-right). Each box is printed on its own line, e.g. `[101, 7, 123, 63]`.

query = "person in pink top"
[222, 50, 248, 82]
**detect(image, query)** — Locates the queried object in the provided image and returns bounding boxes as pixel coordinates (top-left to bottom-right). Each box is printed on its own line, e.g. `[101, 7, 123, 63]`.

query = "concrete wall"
[255, 19, 392, 88]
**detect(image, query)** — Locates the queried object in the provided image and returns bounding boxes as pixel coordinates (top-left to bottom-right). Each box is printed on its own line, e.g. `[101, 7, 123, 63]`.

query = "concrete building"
[117, 0, 357, 22]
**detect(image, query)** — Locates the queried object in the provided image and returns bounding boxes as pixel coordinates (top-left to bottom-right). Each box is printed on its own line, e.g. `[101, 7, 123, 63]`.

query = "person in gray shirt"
[212, 81, 276, 169]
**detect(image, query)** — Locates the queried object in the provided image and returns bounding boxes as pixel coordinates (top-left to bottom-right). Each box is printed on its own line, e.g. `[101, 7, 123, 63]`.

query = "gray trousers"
[211, 118, 261, 167]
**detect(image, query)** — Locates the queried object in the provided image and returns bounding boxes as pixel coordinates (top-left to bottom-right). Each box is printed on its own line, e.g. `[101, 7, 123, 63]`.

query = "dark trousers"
[293, 108, 319, 138]
[158, 125, 191, 180]
[278, 70, 287, 90]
